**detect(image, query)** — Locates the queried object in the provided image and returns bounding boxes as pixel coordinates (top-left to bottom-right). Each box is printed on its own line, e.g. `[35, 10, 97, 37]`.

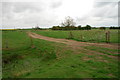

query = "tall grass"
[33, 29, 119, 43]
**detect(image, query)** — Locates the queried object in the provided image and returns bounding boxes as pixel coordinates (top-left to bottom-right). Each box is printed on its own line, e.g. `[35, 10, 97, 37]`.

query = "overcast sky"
[0, 0, 119, 29]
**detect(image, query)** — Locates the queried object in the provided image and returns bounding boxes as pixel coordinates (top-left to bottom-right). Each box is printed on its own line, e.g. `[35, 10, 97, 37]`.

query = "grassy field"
[2, 30, 119, 78]
[32, 29, 119, 43]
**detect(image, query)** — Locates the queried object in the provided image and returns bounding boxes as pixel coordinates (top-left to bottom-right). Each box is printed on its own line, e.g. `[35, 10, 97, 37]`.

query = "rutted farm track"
[28, 32, 119, 59]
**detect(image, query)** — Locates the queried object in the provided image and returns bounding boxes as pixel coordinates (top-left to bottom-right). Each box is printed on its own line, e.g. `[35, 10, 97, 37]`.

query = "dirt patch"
[2, 48, 13, 50]
[108, 74, 115, 77]
[13, 70, 30, 77]
[82, 56, 92, 61]
[88, 43, 118, 49]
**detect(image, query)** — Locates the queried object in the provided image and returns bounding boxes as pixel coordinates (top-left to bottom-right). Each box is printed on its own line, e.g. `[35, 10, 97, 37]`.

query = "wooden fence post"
[106, 32, 108, 43]
[105, 31, 110, 43]
[5, 32, 8, 49]
[108, 31, 110, 43]
[80, 35, 83, 41]
[30, 36, 35, 48]
[5, 39, 8, 49]
[69, 31, 73, 39]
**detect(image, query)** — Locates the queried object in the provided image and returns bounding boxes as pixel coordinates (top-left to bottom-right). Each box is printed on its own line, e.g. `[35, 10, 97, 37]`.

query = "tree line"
[109, 26, 120, 29]
[51, 25, 91, 30]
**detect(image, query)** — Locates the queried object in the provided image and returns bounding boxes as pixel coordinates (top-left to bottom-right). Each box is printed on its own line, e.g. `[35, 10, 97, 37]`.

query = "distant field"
[2, 30, 119, 78]
[32, 29, 119, 43]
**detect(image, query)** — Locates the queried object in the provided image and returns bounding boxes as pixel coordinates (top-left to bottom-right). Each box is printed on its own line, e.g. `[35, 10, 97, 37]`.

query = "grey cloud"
[94, 2, 113, 7]
[2, 2, 13, 14]
[2, 2, 15, 20]
[93, 2, 118, 18]
[2, 2, 44, 16]
[13, 2, 43, 13]
[2, 1, 59, 28]
[76, 2, 118, 27]
[50, 0, 62, 9]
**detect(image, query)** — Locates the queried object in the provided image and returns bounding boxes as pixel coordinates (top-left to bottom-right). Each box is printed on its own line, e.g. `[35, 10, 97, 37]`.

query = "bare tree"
[61, 16, 76, 27]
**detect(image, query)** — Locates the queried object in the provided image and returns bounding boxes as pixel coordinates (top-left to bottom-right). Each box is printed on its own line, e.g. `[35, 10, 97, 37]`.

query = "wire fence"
[68, 30, 118, 43]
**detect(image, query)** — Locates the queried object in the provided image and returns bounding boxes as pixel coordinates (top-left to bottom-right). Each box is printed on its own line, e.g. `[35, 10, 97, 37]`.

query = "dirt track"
[27, 32, 118, 59]
[28, 32, 118, 49]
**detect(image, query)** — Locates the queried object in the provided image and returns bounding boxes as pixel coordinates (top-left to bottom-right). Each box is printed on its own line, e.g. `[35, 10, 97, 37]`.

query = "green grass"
[2, 30, 119, 78]
[32, 29, 119, 43]
[2, 30, 30, 50]
[83, 46, 120, 56]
